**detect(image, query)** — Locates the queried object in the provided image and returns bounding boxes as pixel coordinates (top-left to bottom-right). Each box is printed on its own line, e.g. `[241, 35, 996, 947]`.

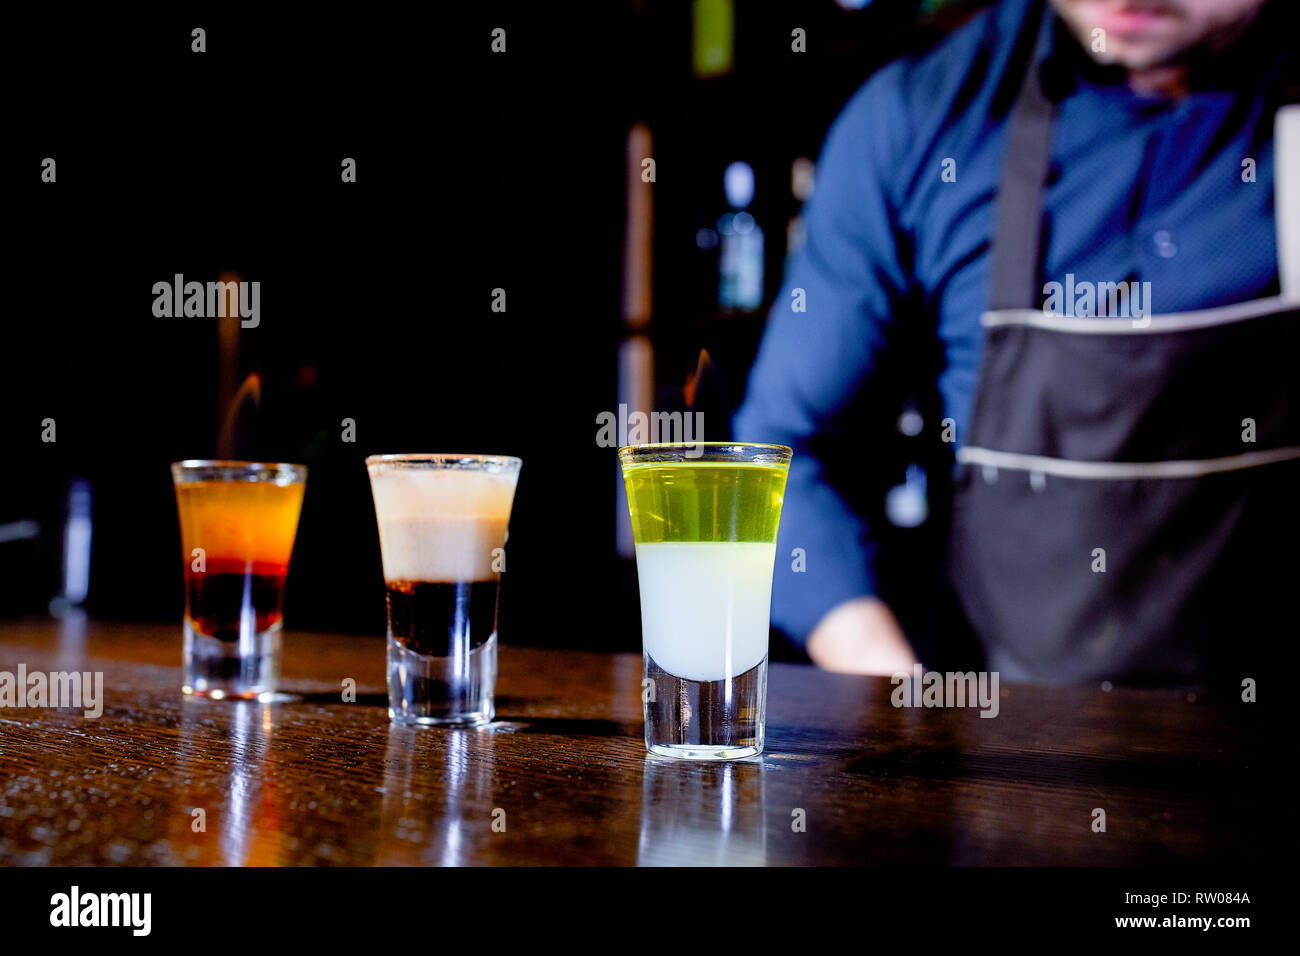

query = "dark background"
[1, 1, 990, 654]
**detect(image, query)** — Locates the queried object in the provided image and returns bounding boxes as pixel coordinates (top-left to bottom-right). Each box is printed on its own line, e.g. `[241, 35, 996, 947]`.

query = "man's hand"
[806, 596, 918, 675]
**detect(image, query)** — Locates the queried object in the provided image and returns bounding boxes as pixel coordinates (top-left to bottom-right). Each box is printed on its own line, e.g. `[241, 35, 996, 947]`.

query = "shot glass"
[619, 442, 792, 760]
[366, 454, 521, 727]
[171, 460, 307, 699]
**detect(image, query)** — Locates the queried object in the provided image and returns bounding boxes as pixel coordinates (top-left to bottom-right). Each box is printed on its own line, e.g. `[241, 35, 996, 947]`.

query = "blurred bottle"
[49, 478, 92, 617]
[718, 161, 764, 312]
[618, 122, 655, 561]
[693, 0, 734, 79]
[785, 157, 815, 273]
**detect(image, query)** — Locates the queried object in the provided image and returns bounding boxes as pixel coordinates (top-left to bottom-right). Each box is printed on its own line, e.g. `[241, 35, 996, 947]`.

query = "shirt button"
[1153, 231, 1177, 258]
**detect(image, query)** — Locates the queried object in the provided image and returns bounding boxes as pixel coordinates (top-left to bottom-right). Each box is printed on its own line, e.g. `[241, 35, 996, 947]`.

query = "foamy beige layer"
[369, 469, 517, 583]
[376, 515, 509, 582]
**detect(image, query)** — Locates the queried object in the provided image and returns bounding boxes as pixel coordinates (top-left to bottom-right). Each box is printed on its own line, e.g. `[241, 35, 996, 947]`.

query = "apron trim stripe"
[980, 294, 1293, 333]
[955, 445, 1300, 479]
[1277, 104, 1300, 299]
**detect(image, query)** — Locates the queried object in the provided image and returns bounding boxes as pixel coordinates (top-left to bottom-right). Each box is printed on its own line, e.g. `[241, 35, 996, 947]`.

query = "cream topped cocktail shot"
[620, 443, 791, 760]
[367, 455, 521, 726]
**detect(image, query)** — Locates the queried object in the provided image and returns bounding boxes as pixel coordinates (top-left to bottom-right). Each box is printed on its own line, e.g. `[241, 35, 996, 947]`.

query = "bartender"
[735, 0, 1298, 686]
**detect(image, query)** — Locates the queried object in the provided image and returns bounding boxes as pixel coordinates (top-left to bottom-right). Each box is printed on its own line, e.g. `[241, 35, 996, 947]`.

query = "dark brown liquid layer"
[386, 580, 499, 656]
[186, 564, 287, 641]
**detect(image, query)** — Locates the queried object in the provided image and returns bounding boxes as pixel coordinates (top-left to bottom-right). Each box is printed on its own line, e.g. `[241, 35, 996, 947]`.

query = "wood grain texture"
[0, 619, 1261, 866]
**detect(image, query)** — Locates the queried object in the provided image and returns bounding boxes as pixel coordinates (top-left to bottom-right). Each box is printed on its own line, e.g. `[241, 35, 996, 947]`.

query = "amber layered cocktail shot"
[366, 454, 521, 727]
[171, 460, 307, 699]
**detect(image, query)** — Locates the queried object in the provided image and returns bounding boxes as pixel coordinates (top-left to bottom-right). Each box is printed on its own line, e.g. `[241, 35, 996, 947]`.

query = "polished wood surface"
[0, 619, 1261, 865]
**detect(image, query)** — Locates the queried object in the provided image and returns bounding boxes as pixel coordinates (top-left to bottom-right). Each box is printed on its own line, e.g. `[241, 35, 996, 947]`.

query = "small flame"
[217, 373, 261, 459]
[683, 348, 713, 408]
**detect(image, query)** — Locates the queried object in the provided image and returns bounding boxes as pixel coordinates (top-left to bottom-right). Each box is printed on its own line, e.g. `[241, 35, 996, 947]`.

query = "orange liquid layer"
[175, 480, 305, 566]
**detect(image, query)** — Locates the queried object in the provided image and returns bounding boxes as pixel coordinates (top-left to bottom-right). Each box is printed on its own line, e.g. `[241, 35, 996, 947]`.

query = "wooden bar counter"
[0, 619, 1261, 866]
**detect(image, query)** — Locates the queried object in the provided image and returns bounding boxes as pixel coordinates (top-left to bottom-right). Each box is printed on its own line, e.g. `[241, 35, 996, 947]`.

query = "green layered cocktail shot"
[619, 443, 792, 760]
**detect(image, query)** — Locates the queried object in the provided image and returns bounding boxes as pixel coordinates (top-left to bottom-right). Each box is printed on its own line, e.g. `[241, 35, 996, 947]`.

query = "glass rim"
[618, 441, 792, 464]
[171, 459, 307, 482]
[365, 453, 522, 470]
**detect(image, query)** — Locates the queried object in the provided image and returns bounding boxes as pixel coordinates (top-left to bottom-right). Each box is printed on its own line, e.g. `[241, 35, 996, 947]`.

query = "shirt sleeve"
[732, 73, 914, 645]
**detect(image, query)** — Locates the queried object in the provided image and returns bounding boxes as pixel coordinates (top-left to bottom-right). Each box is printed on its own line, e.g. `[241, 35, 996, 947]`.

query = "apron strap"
[988, 10, 1055, 312]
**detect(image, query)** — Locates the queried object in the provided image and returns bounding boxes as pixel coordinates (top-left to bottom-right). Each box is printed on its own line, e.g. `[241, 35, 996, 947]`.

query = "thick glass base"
[387, 633, 495, 726]
[643, 654, 766, 760]
[182, 619, 281, 700]
[387, 710, 494, 728]
[647, 742, 763, 761]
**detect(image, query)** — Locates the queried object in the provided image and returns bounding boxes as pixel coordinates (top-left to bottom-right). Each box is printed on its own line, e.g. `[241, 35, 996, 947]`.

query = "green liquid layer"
[622, 462, 789, 544]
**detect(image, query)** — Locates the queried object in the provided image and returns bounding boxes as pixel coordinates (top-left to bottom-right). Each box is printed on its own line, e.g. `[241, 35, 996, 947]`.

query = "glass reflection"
[637, 755, 766, 865]
[378, 725, 496, 865]
[175, 698, 278, 865]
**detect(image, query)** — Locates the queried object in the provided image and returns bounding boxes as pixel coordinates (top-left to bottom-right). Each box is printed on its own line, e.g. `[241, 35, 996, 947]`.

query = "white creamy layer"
[634, 541, 776, 682]
[370, 469, 517, 582]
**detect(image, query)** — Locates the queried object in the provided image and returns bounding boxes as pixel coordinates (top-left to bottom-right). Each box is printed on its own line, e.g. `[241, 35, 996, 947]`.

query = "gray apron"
[946, 11, 1300, 687]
